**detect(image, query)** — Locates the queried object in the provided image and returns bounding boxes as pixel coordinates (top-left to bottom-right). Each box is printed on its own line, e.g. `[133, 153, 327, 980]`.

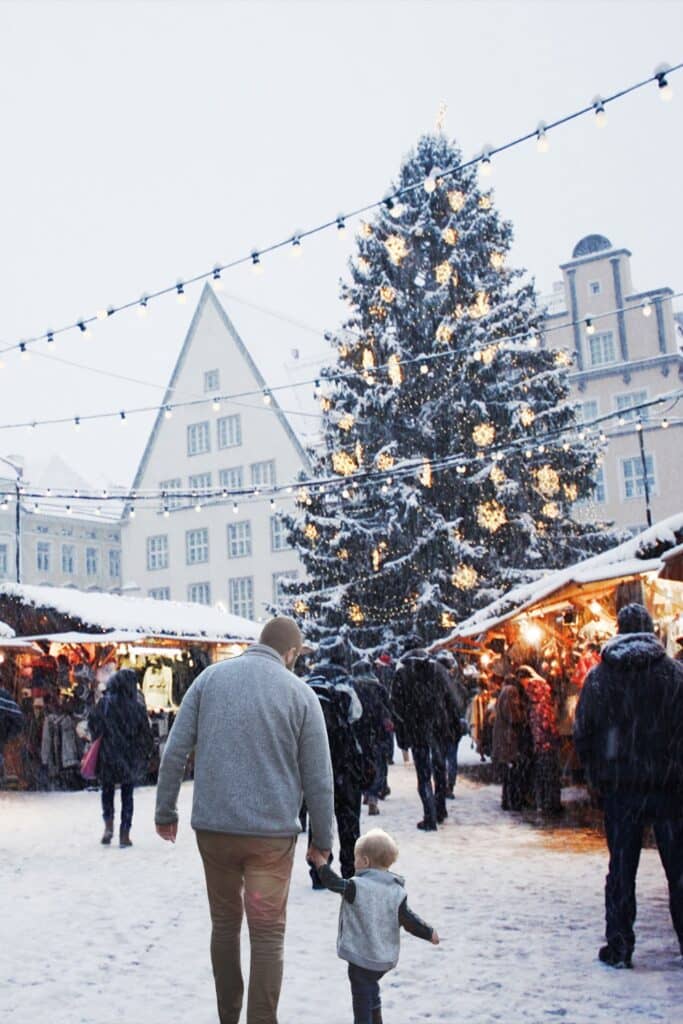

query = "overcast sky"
[0, 0, 680, 490]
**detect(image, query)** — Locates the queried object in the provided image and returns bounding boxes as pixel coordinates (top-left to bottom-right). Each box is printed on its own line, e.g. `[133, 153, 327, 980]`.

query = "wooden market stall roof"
[0, 584, 259, 642]
[435, 512, 683, 646]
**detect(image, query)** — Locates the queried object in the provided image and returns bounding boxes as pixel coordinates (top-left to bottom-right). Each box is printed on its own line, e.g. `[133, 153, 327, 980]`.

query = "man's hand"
[307, 844, 330, 868]
[431, 930, 440, 945]
[156, 822, 178, 843]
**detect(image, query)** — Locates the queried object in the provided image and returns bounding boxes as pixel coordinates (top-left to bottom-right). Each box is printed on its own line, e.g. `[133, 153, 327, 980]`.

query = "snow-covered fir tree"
[283, 132, 616, 650]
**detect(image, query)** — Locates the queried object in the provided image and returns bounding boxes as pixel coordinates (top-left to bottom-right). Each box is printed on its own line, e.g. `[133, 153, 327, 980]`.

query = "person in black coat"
[0, 685, 23, 775]
[352, 659, 394, 816]
[574, 603, 683, 968]
[306, 637, 365, 880]
[392, 639, 457, 831]
[88, 669, 154, 848]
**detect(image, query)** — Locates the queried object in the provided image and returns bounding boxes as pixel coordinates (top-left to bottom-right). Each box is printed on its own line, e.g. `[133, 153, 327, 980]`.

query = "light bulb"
[636, 419, 643, 432]
[642, 300, 652, 317]
[20, 342, 29, 361]
[163, 507, 170, 518]
[251, 252, 263, 274]
[66, 505, 72, 515]
[137, 297, 149, 318]
[336, 217, 347, 237]
[290, 236, 303, 258]
[74, 417, 81, 431]
[594, 100, 607, 127]
[232, 502, 239, 514]
[423, 168, 440, 193]
[420, 364, 429, 375]
[176, 283, 187, 304]
[129, 505, 136, 518]
[212, 268, 224, 291]
[47, 331, 55, 345]
[662, 417, 669, 429]
[263, 391, 272, 405]
[120, 411, 127, 425]
[212, 399, 221, 412]
[78, 322, 91, 339]
[658, 74, 673, 102]
[96, 309, 108, 321]
[585, 318, 595, 336]
[195, 502, 201, 513]
[479, 153, 492, 177]
[164, 405, 173, 419]
[270, 498, 276, 510]
[536, 128, 549, 153]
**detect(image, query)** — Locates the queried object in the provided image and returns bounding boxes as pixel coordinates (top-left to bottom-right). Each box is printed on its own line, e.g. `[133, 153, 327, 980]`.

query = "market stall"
[0, 584, 258, 790]
[434, 513, 683, 772]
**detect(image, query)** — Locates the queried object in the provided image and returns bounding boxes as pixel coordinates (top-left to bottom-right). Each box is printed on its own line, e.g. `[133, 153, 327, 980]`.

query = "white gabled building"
[121, 285, 312, 621]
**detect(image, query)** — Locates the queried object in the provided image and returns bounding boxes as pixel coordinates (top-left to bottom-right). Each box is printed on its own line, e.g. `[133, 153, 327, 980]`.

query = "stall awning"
[23, 630, 251, 647]
[0, 637, 41, 650]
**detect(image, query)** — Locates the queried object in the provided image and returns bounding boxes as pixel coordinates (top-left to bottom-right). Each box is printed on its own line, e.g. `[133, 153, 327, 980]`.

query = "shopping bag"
[80, 737, 102, 780]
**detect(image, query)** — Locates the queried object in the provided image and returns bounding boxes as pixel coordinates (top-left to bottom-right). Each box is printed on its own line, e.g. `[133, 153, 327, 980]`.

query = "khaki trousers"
[196, 831, 296, 1024]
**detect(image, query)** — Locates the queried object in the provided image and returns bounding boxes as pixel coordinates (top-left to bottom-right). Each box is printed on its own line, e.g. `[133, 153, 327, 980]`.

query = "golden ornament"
[490, 464, 506, 486]
[387, 353, 403, 386]
[379, 285, 395, 303]
[477, 500, 507, 533]
[338, 343, 349, 358]
[357, 257, 370, 273]
[481, 345, 497, 365]
[337, 548, 349, 560]
[442, 226, 458, 245]
[362, 348, 376, 370]
[448, 190, 466, 212]
[436, 323, 454, 344]
[441, 611, 457, 630]
[435, 260, 452, 285]
[490, 252, 505, 271]
[304, 523, 319, 542]
[419, 457, 433, 488]
[469, 291, 490, 319]
[359, 222, 373, 239]
[332, 451, 357, 476]
[541, 501, 560, 520]
[338, 412, 355, 432]
[535, 465, 560, 497]
[376, 451, 395, 470]
[452, 564, 479, 590]
[520, 406, 535, 427]
[453, 304, 466, 319]
[348, 603, 365, 624]
[384, 234, 408, 266]
[478, 195, 492, 210]
[563, 483, 578, 502]
[555, 350, 572, 367]
[369, 304, 388, 320]
[293, 599, 309, 615]
[320, 396, 332, 412]
[472, 422, 495, 447]
[297, 487, 312, 507]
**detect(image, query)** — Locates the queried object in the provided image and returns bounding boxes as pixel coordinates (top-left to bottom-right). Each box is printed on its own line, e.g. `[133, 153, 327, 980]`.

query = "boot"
[368, 802, 380, 816]
[101, 818, 114, 845]
[372, 1008, 383, 1024]
[119, 828, 133, 848]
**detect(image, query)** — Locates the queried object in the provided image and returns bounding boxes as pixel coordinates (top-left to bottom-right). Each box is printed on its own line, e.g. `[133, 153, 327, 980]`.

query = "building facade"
[122, 285, 310, 621]
[0, 492, 122, 591]
[542, 234, 683, 532]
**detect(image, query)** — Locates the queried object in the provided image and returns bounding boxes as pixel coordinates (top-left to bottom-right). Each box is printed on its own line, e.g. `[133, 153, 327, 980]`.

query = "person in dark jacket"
[306, 637, 365, 879]
[574, 603, 683, 968]
[435, 649, 468, 798]
[0, 685, 23, 775]
[88, 669, 154, 847]
[352, 659, 394, 816]
[392, 639, 456, 831]
[491, 675, 531, 811]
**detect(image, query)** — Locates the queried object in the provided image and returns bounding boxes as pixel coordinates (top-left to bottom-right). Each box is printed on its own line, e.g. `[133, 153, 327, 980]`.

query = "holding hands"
[307, 844, 331, 868]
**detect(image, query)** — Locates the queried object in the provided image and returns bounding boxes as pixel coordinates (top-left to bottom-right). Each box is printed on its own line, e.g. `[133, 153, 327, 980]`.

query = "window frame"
[188, 582, 212, 605]
[146, 534, 170, 571]
[61, 544, 76, 575]
[272, 570, 298, 605]
[204, 369, 220, 393]
[270, 515, 289, 552]
[250, 459, 276, 488]
[148, 587, 171, 601]
[186, 527, 210, 565]
[217, 414, 242, 450]
[159, 478, 183, 510]
[0, 543, 8, 577]
[588, 280, 602, 296]
[621, 454, 657, 501]
[36, 541, 51, 573]
[85, 546, 99, 577]
[219, 466, 244, 491]
[187, 421, 211, 457]
[228, 576, 254, 619]
[588, 330, 617, 368]
[108, 548, 121, 579]
[188, 472, 213, 492]
[227, 520, 252, 559]
[615, 390, 649, 424]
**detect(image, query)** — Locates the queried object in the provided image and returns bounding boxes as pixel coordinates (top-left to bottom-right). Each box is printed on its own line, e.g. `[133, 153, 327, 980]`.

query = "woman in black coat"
[88, 669, 154, 847]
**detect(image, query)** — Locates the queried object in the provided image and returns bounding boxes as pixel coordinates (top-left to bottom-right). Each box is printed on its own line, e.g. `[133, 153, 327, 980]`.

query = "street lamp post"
[0, 456, 23, 583]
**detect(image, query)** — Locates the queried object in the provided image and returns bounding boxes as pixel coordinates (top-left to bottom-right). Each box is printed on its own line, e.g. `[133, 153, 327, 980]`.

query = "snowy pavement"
[2, 750, 682, 1024]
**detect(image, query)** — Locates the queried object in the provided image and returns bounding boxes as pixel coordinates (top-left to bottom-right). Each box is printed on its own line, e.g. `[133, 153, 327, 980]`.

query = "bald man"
[155, 616, 334, 1024]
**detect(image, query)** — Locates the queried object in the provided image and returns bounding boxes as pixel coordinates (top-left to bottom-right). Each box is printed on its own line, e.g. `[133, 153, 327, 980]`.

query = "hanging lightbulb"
[420, 364, 429, 375]
[662, 417, 669, 429]
[78, 321, 92, 339]
[212, 267, 224, 292]
[251, 252, 263, 274]
[129, 505, 136, 519]
[138, 296, 149, 317]
[263, 390, 272, 406]
[47, 330, 55, 345]
[119, 411, 127, 425]
[96, 309, 108, 321]
[290, 236, 303, 258]
[642, 299, 652, 317]
[74, 417, 81, 431]
[585, 318, 595, 336]
[593, 98, 607, 127]
[66, 505, 72, 515]
[164, 405, 173, 419]
[195, 500, 202, 513]
[336, 216, 347, 238]
[163, 506, 170, 518]
[636, 419, 643, 432]
[212, 398, 221, 412]
[20, 342, 29, 361]
[657, 72, 673, 102]
[390, 201, 405, 218]
[270, 498, 276, 510]
[176, 283, 187, 304]
[423, 167, 441, 193]
[479, 150, 492, 176]
[232, 501, 239, 514]
[536, 124, 549, 153]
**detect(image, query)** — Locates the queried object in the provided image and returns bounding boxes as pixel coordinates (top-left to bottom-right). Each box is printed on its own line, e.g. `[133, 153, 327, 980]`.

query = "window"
[229, 577, 254, 619]
[219, 466, 243, 491]
[62, 545, 75, 574]
[0, 543, 8, 577]
[36, 541, 51, 573]
[107, 531, 121, 542]
[186, 527, 209, 565]
[188, 582, 211, 605]
[251, 460, 276, 488]
[86, 547, 99, 576]
[615, 391, 649, 424]
[148, 587, 171, 601]
[273, 571, 298, 605]
[589, 280, 602, 296]
[204, 369, 220, 393]
[187, 421, 211, 456]
[593, 466, 606, 504]
[578, 399, 599, 424]
[85, 530, 97, 540]
[160, 478, 183, 510]
[61, 527, 74, 537]
[588, 331, 616, 367]
[189, 472, 212, 492]
[109, 549, 121, 579]
[217, 414, 242, 449]
[36, 525, 49, 534]
[270, 516, 290, 552]
[147, 535, 169, 570]
[228, 520, 252, 558]
[622, 456, 656, 500]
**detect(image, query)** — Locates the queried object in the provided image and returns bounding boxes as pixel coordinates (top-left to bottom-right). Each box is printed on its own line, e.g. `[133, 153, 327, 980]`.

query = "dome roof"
[572, 234, 613, 258]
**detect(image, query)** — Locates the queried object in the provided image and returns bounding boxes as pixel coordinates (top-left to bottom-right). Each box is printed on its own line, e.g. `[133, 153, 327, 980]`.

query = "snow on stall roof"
[0, 619, 15, 638]
[438, 512, 683, 643]
[0, 584, 259, 641]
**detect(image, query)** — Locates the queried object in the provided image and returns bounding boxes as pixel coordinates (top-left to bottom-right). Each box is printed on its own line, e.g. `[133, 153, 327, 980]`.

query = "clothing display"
[142, 662, 174, 710]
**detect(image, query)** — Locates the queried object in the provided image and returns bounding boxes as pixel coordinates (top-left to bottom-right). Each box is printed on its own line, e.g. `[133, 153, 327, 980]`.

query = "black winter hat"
[617, 603, 654, 635]
[351, 658, 375, 679]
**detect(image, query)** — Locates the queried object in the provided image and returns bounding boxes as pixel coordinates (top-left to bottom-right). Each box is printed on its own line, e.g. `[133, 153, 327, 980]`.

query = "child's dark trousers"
[348, 962, 385, 1023]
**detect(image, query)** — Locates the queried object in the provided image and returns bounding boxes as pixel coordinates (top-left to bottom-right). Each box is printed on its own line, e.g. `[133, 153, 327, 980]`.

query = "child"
[309, 827, 439, 1024]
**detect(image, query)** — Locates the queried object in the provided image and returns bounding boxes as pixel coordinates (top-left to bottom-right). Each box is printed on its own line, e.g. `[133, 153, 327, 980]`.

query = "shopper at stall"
[517, 665, 562, 815]
[155, 616, 334, 1024]
[0, 684, 23, 775]
[492, 674, 531, 811]
[352, 659, 394, 817]
[574, 603, 683, 969]
[435, 649, 468, 798]
[88, 669, 154, 848]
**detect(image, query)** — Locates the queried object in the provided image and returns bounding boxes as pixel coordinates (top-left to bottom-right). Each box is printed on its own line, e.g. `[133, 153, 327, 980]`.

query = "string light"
[19, 342, 29, 361]
[263, 390, 272, 406]
[212, 398, 221, 412]
[423, 168, 440, 193]
[78, 321, 92, 339]
[232, 501, 239, 514]
[47, 331, 55, 345]
[336, 216, 347, 237]
[291, 236, 303, 258]
[642, 299, 652, 317]
[164, 405, 173, 419]
[96, 309, 108, 321]
[212, 268, 224, 292]
[119, 411, 127, 425]
[137, 297, 149, 318]
[251, 252, 263, 274]
[176, 283, 186, 304]
[163, 506, 170, 518]
[656, 71, 673, 102]
[662, 417, 669, 429]
[536, 125, 549, 153]
[585, 317, 595, 336]
[74, 417, 81, 431]
[593, 98, 607, 126]
[479, 150, 492, 176]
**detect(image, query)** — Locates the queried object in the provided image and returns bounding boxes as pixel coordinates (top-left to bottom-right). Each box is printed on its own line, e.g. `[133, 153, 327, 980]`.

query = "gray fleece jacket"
[154, 644, 335, 849]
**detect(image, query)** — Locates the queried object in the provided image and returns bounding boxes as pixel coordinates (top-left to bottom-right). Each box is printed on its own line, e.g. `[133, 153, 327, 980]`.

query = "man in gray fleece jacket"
[155, 617, 334, 1024]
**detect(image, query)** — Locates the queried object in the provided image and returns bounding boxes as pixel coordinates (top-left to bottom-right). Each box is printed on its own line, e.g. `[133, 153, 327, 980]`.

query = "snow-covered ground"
[2, 745, 682, 1024]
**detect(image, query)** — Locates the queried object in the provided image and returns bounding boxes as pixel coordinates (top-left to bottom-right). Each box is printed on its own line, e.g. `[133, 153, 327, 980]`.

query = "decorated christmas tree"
[283, 131, 615, 649]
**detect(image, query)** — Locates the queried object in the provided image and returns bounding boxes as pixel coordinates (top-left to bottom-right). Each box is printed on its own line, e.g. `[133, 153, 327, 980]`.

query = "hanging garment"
[142, 664, 174, 710]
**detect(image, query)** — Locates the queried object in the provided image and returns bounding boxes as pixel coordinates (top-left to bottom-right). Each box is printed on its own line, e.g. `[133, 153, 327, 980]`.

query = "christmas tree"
[283, 131, 615, 649]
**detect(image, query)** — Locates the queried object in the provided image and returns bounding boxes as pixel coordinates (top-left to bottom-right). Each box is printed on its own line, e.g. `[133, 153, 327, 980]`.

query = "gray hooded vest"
[337, 868, 406, 971]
